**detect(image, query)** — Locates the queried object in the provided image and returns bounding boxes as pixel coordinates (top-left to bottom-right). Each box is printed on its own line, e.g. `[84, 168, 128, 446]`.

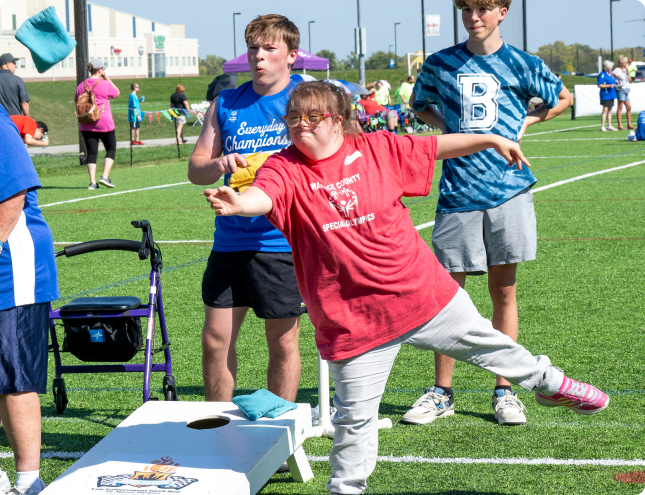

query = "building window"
[175, 57, 178, 66]
[182, 57, 186, 66]
[118, 57, 122, 67]
[62, 58, 67, 68]
[124, 57, 128, 67]
[65, 0, 70, 32]
[111, 57, 114, 67]
[12, 14, 16, 30]
[138, 57, 142, 67]
[193, 57, 196, 66]
[130, 57, 134, 67]
[132, 16, 136, 38]
[152, 22, 155, 32]
[20, 58, 25, 68]
[31, 59, 36, 68]
[69, 57, 74, 68]
[88, 4, 92, 31]
[169, 57, 173, 67]
[103, 57, 108, 66]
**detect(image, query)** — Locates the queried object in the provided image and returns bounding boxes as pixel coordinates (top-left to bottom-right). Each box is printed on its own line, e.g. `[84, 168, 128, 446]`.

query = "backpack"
[76, 79, 105, 124]
[637, 111, 645, 142]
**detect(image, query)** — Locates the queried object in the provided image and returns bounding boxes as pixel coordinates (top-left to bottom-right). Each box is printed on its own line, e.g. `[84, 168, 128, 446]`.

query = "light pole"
[610, 0, 620, 62]
[421, 0, 426, 61]
[357, 0, 365, 84]
[394, 22, 400, 68]
[233, 12, 241, 58]
[308, 21, 315, 53]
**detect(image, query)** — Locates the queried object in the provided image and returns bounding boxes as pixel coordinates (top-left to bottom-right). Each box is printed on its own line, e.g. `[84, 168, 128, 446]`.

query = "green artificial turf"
[1, 114, 643, 494]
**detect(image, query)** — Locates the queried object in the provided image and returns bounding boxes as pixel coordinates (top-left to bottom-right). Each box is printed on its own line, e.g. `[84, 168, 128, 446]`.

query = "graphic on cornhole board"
[41, 401, 314, 495]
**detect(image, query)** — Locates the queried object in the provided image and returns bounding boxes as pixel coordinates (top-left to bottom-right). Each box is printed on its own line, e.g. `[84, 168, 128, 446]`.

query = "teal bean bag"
[15, 6, 76, 74]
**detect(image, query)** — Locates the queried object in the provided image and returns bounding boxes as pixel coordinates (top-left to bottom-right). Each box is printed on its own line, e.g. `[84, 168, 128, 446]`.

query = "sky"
[100, 0, 645, 61]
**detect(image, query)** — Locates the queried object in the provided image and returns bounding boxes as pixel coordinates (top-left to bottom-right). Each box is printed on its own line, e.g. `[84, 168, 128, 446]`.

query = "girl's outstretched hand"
[204, 187, 240, 216]
[494, 137, 531, 170]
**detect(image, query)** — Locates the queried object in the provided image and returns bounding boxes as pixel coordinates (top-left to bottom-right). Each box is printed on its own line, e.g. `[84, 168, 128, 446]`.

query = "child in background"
[128, 83, 144, 145]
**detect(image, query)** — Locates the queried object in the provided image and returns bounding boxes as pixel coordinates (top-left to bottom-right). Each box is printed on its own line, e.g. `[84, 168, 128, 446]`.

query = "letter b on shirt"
[458, 74, 501, 131]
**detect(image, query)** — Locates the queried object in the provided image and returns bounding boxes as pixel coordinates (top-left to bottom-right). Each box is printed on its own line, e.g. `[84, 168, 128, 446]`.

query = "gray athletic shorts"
[432, 188, 537, 275]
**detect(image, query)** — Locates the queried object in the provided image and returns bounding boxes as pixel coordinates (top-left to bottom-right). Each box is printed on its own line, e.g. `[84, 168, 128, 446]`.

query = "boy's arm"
[204, 186, 273, 217]
[23, 134, 47, 147]
[436, 133, 531, 170]
[188, 96, 248, 185]
[517, 86, 573, 142]
[410, 91, 446, 133]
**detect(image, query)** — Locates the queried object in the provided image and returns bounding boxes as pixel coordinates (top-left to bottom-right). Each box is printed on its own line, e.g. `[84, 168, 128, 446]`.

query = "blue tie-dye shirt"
[413, 42, 563, 213]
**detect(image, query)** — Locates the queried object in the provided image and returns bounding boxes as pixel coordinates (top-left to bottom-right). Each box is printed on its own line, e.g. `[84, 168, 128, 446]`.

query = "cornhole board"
[41, 401, 314, 494]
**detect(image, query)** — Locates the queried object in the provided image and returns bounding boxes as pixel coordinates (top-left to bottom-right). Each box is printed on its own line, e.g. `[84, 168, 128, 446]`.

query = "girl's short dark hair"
[286, 81, 358, 136]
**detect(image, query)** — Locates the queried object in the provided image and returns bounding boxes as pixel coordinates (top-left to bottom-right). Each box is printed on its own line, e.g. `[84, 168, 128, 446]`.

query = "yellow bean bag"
[228, 152, 271, 192]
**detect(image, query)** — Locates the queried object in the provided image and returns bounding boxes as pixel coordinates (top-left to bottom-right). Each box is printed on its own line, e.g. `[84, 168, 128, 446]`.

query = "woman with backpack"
[74, 58, 119, 190]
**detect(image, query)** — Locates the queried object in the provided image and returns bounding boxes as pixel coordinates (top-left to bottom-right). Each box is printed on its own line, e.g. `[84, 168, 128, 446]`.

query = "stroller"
[49, 220, 178, 414]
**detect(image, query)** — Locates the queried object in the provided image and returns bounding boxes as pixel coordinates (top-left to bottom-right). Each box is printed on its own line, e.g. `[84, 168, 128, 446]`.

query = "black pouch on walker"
[62, 318, 143, 362]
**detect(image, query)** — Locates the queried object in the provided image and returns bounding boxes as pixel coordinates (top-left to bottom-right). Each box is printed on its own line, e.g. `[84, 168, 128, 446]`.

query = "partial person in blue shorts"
[0, 103, 59, 494]
[188, 15, 306, 403]
[405, 0, 574, 426]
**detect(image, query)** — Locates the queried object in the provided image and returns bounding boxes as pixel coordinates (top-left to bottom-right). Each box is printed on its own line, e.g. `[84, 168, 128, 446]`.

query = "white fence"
[574, 83, 645, 117]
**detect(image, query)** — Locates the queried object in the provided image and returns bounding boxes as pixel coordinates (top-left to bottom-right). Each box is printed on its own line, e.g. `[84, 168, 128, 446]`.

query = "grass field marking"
[40, 181, 192, 208]
[307, 456, 645, 466]
[528, 155, 645, 159]
[522, 137, 626, 142]
[523, 124, 598, 137]
[531, 160, 645, 193]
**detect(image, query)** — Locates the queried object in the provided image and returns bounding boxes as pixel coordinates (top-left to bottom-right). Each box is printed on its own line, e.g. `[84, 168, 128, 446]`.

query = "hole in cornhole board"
[614, 471, 645, 484]
[186, 415, 231, 430]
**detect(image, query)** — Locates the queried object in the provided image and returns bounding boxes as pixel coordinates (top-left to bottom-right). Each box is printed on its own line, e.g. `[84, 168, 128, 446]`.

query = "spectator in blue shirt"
[598, 60, 618, 132]
[0, 103, 58, 494]
[128, 83, 144, 145]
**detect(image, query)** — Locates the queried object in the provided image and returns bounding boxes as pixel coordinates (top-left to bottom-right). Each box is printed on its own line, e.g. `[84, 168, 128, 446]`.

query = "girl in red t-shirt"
[204, 82, 609, 494]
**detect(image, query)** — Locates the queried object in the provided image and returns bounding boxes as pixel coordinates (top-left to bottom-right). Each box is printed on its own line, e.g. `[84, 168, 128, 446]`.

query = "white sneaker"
[492, 390, 527, 425]
[607, 126, 618, 131]
[401, 386, 454, 425]
[600, 126, 607, 132]
[0, 471, 10, 494]
[7, 479, 46, 495]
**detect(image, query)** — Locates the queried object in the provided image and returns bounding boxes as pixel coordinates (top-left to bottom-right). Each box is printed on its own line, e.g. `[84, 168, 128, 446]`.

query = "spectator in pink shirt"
[74, 58, 120, 190]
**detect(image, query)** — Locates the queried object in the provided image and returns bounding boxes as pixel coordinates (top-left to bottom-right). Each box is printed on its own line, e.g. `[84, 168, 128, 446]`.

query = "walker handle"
[56, 239, 142, 258]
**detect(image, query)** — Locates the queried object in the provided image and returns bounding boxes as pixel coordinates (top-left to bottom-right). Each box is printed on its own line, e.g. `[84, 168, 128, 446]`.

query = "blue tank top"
[213, 77, 299, 252]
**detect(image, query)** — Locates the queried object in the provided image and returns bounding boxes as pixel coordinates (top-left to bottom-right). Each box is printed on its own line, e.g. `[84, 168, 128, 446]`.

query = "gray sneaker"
[88, 182, 99, 190]
[401, 386, 454, 425]
[99, 176, 115, 188]
[7, 479, 46, 495]
[492, 389, 527, 425]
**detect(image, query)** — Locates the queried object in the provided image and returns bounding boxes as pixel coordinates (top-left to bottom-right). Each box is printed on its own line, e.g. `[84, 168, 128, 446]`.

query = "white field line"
[523, 137, 624, 142]
[40, 182, 191, 208]
[415, 159, 645, 232]
[523, 124, 598, 137]
[527, 155, 645, 159]
[531, 160, 645, 193]
[0, 450, 643, 466]
[307, 456, 645, 466]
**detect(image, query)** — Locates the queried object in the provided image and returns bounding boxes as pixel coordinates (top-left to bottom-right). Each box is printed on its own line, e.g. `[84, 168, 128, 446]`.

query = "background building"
[0, 0, 199, 80]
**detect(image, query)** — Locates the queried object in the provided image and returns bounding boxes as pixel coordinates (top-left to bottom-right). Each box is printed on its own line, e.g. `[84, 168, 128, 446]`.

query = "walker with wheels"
[48, 220, 178, 414]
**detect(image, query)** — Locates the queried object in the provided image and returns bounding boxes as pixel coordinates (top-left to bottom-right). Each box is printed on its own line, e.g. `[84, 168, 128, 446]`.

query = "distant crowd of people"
[598, 56, 635, 131]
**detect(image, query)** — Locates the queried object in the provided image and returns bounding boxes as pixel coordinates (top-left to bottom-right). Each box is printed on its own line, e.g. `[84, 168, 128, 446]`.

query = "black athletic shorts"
[202, 251, 306, 319]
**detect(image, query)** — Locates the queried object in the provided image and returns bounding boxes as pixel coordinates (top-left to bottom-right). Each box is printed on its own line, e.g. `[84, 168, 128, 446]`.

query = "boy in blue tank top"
[188, 15, 305, 403]
[404, 0, 574, 427]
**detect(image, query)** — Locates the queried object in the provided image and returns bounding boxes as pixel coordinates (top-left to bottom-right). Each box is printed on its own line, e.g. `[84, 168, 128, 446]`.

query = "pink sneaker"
[535, 376, 609, 415]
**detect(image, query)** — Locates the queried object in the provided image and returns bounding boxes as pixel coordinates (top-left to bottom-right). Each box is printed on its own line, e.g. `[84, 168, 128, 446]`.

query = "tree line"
[198, 42, 645, 77]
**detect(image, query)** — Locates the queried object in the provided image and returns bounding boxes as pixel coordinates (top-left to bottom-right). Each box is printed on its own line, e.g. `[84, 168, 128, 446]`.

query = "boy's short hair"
[35, 121, 48, 133]
[245, 14, 300, 52]
[131, 82, 139, 90]
[454, 0, 511, 10]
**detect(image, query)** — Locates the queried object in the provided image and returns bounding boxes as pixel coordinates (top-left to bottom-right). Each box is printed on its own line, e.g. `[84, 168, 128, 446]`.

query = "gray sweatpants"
[326, 288, 564, 494]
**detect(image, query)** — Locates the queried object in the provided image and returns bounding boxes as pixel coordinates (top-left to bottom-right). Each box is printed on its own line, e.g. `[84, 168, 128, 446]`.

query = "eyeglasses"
[284, 113, 333, 128]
